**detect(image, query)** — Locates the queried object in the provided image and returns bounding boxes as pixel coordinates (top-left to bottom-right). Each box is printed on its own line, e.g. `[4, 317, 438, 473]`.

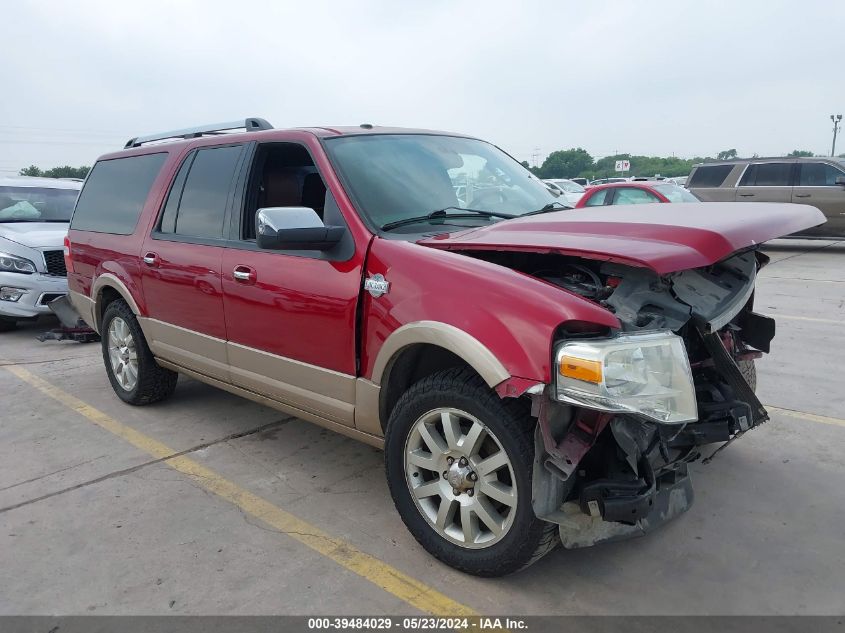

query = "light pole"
[832, 114, 843, 157]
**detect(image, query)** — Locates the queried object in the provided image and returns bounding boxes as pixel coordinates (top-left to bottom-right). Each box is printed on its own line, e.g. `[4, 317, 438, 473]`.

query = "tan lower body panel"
[227, 342, 356, 427]
[138, 318, 230, 383]
[69, 290, 96, 332]
[156, 358, 384, 449]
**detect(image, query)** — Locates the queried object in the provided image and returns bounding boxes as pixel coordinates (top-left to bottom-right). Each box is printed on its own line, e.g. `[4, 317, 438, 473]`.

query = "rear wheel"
[384, 367, 558, 576]
[101, 300, 177, 405]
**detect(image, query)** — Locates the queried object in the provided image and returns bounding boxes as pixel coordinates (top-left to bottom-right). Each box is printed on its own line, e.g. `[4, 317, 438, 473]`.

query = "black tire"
[101, 300, 178, 405]
[0, 317, 16, 332]
[739, 359, 757, 392]
[384, 367, 558, 577]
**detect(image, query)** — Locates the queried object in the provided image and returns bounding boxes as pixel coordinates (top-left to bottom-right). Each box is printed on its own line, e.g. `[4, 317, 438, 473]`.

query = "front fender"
[360, 238, 620, 386]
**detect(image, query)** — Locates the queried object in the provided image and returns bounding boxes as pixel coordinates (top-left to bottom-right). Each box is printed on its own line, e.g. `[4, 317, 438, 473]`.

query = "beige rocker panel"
[138, 317, 230, 383]
[227, 341, 356, 427]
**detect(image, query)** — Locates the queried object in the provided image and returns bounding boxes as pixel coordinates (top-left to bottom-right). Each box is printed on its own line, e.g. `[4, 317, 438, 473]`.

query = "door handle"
[794, 194, 811, 198]
[739, 193, 755, 197]
[142, 252, 160, 267]
[233, 265, 256, 284]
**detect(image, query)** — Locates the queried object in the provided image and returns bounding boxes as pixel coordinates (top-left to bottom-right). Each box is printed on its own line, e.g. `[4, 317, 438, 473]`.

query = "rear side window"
[799, 162, 845, 186]
[71, 153, 167, 234]
[158, 145, 244, 240]
[739, 163, 792, 187]
[687, 164, 733, 188]
[613, 188, 660, 205]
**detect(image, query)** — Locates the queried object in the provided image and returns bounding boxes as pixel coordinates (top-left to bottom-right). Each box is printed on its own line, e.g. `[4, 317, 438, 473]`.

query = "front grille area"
[43, 250, 67, 276]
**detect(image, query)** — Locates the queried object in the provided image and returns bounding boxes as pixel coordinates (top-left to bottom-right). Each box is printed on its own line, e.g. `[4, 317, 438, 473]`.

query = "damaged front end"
[511, 249, 774, 548]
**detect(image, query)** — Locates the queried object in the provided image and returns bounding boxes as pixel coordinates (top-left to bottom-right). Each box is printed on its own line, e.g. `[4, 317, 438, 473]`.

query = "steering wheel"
[469, 187, 508, 208]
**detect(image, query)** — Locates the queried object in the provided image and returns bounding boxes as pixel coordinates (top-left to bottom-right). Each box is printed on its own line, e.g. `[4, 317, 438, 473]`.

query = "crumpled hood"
[0, 222, 69, 249]
[418, 202, 826, 274]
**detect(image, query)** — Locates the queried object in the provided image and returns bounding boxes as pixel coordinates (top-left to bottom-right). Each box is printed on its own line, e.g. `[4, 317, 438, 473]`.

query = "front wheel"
[384, 368, 558, 576]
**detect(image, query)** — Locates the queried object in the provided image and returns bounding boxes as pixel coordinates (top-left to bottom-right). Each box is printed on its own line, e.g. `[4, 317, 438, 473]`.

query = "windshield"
[325, 134, 557, 232]
[653, 184, 700, 203]
[553, 180, 585, 193]
[0, 186, 79, 222]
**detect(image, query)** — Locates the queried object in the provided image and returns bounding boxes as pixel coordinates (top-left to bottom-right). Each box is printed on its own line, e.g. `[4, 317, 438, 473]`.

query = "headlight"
[554, 331, 697, 424]
[0, 252, 36, 274]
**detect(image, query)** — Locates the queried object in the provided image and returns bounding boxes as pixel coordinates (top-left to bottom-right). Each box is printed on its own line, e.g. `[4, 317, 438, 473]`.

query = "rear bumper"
[0, 272, 67, 319]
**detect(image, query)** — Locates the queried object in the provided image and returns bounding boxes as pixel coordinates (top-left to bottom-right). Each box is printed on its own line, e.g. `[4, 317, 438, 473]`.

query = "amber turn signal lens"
[559, 356, 602, 383]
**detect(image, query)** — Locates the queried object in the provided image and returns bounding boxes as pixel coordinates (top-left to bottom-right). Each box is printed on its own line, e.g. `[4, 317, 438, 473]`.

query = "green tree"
[717, 149, 738, 161]
[787, 150, 814, 157]
[539, 148, 593, 178]
[18, 165, 89, 179]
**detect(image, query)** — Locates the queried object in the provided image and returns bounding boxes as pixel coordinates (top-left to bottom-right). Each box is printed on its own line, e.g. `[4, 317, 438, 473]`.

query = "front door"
[140, 143, 246, 380]
[221, 140, 364, 426]
[792, 162, 845, 238]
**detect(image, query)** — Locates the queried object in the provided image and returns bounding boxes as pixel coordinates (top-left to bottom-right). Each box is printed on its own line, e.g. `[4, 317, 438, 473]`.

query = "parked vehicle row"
[61, 118, 824, 576]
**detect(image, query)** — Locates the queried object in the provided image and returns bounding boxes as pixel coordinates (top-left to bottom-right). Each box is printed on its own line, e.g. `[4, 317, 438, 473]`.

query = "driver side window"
[241, 143, 328, 241]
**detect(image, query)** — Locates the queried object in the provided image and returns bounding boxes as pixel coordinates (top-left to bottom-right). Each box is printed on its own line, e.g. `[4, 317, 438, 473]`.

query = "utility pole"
[531, 147, 541, 168]
[832, 114, 843, 157]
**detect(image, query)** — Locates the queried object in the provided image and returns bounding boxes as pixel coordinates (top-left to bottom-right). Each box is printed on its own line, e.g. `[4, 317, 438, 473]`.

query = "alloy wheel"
[403, 407, 518, 549]
[107, 317, 138, 391]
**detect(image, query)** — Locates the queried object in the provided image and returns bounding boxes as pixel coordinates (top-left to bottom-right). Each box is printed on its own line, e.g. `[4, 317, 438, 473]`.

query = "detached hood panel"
[0, 222, 69, 249]
[418, 202, 826, 274]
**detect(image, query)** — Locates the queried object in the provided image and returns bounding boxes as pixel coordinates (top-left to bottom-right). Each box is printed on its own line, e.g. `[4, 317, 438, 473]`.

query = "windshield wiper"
[380, 207, 516, 232]
[520, 201, 571, 217]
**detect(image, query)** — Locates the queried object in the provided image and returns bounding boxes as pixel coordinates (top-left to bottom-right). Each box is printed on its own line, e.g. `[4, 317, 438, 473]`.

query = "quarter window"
[71, 153, 167, 234]
[687, 164, 733, 188]
[159, 145, 244, 239]
[799, 162, 845, 186]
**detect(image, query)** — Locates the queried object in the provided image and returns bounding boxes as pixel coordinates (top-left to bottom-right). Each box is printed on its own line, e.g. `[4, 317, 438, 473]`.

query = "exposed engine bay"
[465, 248, 776, 547]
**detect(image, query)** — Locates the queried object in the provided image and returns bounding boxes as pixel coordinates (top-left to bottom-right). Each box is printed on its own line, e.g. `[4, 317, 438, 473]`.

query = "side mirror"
[835, 175, 845, 187]
[256, 207, 345, 251]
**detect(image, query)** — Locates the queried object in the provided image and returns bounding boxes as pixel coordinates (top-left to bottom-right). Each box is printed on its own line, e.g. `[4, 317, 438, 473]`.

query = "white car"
[0, 176, 81, 331]
[542, 178, 586, 206]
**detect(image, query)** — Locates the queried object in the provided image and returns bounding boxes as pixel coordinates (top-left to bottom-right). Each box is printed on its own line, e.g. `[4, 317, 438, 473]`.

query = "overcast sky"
[1, 0, 842, 174]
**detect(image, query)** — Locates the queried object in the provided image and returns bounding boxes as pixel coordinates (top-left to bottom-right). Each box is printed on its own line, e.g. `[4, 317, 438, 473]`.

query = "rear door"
[139, 143, 247, 381]
[792, 161, 845, 237]
[735, 162, 794, 203]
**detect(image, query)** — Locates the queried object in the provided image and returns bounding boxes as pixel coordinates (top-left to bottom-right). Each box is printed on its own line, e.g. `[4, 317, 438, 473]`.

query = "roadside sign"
[615, 160, 630, 172]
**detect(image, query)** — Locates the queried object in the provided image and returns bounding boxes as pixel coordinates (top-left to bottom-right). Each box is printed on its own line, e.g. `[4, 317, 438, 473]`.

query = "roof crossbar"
[124, 117, 273, 148]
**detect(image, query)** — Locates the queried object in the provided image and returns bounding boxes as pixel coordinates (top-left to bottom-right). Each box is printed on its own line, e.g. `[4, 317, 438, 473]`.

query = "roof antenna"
[360, 123, 374, 129]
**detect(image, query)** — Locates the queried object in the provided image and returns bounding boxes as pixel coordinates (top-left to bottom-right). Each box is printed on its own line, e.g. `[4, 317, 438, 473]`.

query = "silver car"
[0, 176, 81, 330]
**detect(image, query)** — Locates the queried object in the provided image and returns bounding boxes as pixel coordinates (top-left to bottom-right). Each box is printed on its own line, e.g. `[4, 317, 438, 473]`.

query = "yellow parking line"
[2, 364, 477, 617]
[765, 313, 840, 325]
[767, 405, 845, 429]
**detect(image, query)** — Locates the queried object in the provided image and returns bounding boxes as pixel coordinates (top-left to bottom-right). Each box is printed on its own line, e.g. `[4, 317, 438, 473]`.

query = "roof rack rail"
[124, 117, 273, 148]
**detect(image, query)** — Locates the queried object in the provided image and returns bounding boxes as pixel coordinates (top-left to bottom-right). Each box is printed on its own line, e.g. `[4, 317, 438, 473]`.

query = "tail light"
[63, 235, 75, 274]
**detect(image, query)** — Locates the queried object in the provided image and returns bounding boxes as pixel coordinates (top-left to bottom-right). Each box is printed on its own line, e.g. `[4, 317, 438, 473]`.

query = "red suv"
[66, 118, 823, 576]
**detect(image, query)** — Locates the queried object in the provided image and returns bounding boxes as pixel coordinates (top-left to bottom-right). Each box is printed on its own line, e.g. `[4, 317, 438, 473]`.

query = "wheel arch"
[372, 322, 510, 431]
[91, 274, 142, 333]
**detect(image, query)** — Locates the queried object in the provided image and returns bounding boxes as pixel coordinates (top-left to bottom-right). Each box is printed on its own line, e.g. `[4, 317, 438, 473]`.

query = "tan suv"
[687, 157, 845, 238]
